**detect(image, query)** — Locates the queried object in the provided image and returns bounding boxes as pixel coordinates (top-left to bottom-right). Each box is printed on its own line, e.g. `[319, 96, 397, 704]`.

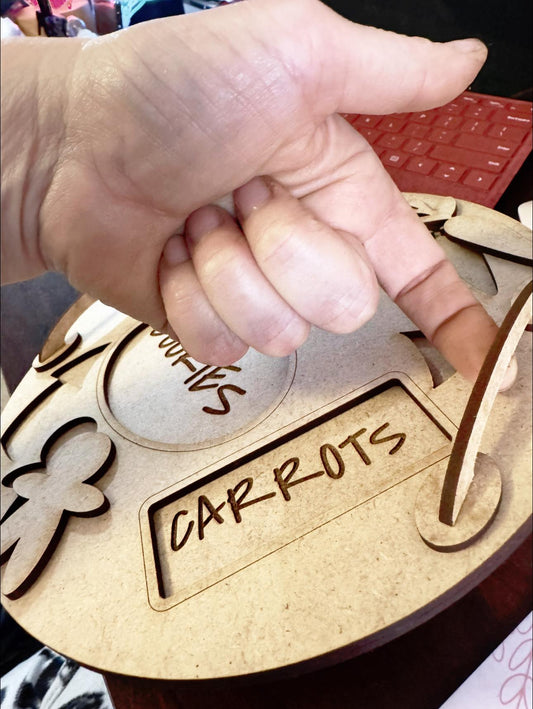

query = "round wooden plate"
[1, 195, 531, 680]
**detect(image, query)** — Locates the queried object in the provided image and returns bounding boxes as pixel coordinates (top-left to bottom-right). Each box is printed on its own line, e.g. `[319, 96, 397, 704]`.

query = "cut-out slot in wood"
[141, 376, 453, 610]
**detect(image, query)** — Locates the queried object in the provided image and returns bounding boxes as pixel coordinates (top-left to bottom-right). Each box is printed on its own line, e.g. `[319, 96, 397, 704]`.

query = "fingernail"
[234, 176, 272, 221]
[185, 205, 223, 244]
[447, 38, 488, 55]
[163, 235, 189, 266]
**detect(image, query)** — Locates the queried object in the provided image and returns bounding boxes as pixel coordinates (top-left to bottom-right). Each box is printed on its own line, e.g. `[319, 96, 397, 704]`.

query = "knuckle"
[321, 277, 379, 333]
[253, 215, 319, 273]
[181, 328, 248, 367]
[254, 313, 310, 357]
[202, 335, 249, 367]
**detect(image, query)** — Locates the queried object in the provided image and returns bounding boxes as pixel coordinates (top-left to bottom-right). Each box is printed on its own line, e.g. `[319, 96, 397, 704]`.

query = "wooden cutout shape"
[2, 344, 110, 455]
[0, 195, 530, 681]
[443, 212, 533, 266]
[415, 453, 502, 551]
[439, 281, 532, 525]
[37, 293, 95, 366]
[409, 194, 457, 229]
[1, 419, 114, 599]
[33, 333, 82, 373]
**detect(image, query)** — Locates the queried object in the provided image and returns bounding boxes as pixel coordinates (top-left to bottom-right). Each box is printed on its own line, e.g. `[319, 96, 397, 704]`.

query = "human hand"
[1, 0, 497, 380]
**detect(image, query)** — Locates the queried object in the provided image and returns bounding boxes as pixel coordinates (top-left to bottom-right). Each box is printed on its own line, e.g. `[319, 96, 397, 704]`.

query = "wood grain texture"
[103, 535, 532, 709]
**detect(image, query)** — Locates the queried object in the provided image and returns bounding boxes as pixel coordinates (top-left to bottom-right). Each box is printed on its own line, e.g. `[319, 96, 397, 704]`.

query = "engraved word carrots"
[169, 423, 406, 552]
[149, 331, 246, 415]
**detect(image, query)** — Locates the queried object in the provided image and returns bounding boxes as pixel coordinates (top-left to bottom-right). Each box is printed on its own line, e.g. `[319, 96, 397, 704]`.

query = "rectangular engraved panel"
[145, 379, 452, 609]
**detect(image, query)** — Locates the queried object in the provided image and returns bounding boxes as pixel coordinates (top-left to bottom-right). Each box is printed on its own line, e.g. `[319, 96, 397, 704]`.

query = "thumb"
[312, 5, 487, 114]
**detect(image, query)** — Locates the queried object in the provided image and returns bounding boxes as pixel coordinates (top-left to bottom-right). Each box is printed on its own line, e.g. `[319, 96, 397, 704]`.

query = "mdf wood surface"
[1, 195, 531, 683]
[103, 534, 532, 709]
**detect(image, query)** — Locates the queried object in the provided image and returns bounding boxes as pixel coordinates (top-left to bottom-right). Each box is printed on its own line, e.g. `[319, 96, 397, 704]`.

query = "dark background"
[324, 0, 533, 99]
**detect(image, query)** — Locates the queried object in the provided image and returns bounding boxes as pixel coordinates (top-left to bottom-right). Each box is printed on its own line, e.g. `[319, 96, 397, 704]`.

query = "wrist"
[1, 37, 84, 283]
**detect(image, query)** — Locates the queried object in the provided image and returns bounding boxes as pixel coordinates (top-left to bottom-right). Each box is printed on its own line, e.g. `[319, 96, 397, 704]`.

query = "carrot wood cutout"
[0, 420, 115, 599]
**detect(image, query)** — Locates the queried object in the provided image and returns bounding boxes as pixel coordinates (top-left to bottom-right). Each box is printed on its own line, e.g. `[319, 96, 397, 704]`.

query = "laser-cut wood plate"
[1, 195, 531, 681]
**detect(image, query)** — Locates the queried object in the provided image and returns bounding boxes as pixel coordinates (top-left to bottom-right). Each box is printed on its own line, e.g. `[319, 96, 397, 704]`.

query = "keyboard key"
[442, 101, 463, 115]
[405, 156, 437, 175]
[377, 133, 405, 149]
[460, 119, 489, 135]
[411, 112, 436, 125]
[354, 115, 381, 128]
[430, 144, 507, 172]
[462, 170, 497, 191]
[483, 98, 507, 109]
[403, 123, 430, 139]
[487, 123, 526, 143]
[434, 115, 463, 130]
[506, 103, 533, 118]
[433, 164, 466, 182]
[490, 109, 532, 126]
[378, 117, 407, 133]
[428, 128, 455, 144]
[404, 139, 431, 155]
[358, 127, 382, 143]
[454, 133, 516, 157]
[459, 94, 478, 105]
[464, 104, 493, 120]
[381, 149, 409, 167]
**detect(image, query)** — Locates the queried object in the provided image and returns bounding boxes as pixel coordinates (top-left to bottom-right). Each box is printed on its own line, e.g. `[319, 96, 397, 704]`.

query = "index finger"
[367, 197, 499, 382]
[298, 121, 499, 382]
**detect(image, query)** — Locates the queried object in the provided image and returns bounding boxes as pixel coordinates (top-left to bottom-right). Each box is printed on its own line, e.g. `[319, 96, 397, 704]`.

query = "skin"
[1, 0, 500, 381]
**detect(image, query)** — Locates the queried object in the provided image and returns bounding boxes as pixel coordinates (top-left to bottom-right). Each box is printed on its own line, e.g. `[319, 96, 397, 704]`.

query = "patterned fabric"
[0, 647, 114, 709]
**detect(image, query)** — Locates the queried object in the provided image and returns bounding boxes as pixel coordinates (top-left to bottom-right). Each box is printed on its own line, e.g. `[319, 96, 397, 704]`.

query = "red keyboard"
[342, 91, 532, 207]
